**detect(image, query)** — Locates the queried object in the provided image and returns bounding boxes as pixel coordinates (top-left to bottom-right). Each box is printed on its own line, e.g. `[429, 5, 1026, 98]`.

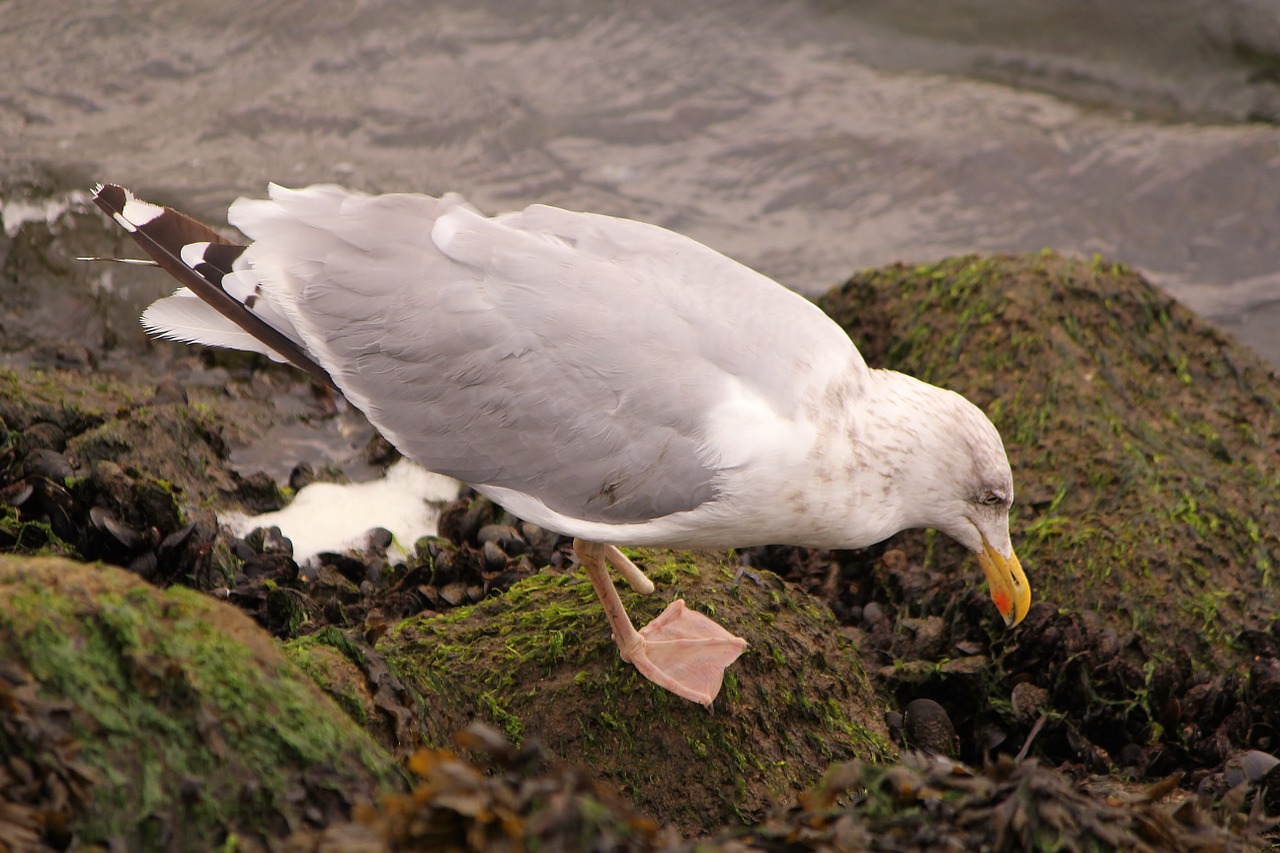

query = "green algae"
[820, 254, 1280, 640]
[0, 556, 404, 851]
[6, 250, 1276, 845]
[0, 365, 133, 429]
[817, 253, 1280, 736]
[0, 503, 80, 557]
[0, 364, 292, 515]
[335, 550, 895, 836]
[67, 402, 239, 510]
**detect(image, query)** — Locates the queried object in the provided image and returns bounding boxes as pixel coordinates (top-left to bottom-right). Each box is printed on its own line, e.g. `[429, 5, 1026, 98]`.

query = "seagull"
[89, 182, 1030, 708]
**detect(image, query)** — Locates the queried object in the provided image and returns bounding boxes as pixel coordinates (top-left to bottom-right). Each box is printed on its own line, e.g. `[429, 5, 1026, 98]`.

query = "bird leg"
[604, 544, 654, 593]
[574, 538, 748, 708]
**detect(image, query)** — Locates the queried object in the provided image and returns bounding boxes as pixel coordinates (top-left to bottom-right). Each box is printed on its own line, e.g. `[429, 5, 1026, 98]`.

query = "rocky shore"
[1, 198, 1277, 850]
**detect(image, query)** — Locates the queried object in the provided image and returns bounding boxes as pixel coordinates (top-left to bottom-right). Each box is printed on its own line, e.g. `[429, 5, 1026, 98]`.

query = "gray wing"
[229, 185, 861, 524]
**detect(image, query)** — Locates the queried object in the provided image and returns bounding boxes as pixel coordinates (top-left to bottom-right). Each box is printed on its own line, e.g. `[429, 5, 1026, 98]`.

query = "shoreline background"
[4, 0, 1280, 367]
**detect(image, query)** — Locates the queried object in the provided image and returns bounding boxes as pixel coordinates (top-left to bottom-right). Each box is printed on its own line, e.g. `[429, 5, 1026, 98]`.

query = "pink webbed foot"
[574, 538, 747, 708]
[620, 599, 748, 708]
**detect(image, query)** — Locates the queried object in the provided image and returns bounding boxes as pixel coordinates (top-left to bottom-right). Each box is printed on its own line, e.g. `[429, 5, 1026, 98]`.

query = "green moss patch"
[344, 550, 894, 836]
[0, 556, 404, 851]
[813, 254, 1280, 773]
[819, 253, 1280, 663]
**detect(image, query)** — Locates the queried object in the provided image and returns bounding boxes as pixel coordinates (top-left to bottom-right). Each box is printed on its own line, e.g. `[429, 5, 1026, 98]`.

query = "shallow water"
[824, 0, 1280, 124]
[3, 0, 1280, 366]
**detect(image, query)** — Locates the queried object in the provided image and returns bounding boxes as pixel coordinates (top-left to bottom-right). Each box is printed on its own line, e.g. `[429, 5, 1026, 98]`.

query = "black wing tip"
[91, 182, 339, 391]
[91, 182, 127, 210]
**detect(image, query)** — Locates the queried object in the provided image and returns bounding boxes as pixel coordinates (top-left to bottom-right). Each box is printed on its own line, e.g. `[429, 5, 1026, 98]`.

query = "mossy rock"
[10, 248, 1279, 844]
[818, 253, 1280, 696]
[0, 365, 280, 512]
[288, 550, 895, 836]
[0, 556, 405, 852]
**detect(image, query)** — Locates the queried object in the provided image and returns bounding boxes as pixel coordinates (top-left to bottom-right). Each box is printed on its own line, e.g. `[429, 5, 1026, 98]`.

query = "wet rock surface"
[805, 257, 1280, 804]
[0, 556, 403, 852]
[215, 490, 571, 642]
[3, 251, 1280, 848]
[747, 540, 1280, 784]
[0, 369, 897, 841]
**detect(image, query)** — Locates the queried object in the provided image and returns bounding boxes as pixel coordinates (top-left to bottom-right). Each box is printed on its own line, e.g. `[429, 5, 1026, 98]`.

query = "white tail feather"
[141, 294, 289, 362]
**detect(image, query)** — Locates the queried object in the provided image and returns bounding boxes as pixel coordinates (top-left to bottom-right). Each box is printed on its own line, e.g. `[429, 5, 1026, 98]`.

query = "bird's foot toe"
[621, 599, 747, 708]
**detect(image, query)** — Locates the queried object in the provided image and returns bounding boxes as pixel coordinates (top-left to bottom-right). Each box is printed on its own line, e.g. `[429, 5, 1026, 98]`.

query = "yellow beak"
[977, 540, 1031, 626]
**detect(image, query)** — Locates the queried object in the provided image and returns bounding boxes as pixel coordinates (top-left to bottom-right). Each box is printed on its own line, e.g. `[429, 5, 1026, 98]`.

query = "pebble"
[366, 526, 394, 552]
[23, 448, 73, 482]
[481, 541, 509, 572]
[260, 526, 294, 557]
[899, 616, 945, 657]
[1010, 682, 1049, 723]
[439, 581, 468, 607]
[477, 523, 530, 556]
[902, 698, 960, 758]
[288, 462, 316, 491]
[148, 377, 188, 406]
[23, 422, 66, 452]
[862, 601, 885, 625]
[1223, 750, 1279, 788]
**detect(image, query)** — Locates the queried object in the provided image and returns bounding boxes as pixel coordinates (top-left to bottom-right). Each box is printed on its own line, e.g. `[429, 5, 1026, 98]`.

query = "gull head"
[883, 374, 1031, 627]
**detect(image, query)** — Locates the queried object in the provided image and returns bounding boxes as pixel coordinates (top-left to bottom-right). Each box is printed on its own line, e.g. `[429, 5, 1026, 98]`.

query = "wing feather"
[101, 183, 865, 527]
[140, 291, 288, 360]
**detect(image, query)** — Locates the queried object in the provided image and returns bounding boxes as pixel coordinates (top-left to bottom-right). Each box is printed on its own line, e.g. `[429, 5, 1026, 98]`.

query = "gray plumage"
[223, 185, 861, 525]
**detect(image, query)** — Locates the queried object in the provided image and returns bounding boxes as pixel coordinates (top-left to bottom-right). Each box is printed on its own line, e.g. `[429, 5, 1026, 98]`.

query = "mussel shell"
[89, 505, 143, 550]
